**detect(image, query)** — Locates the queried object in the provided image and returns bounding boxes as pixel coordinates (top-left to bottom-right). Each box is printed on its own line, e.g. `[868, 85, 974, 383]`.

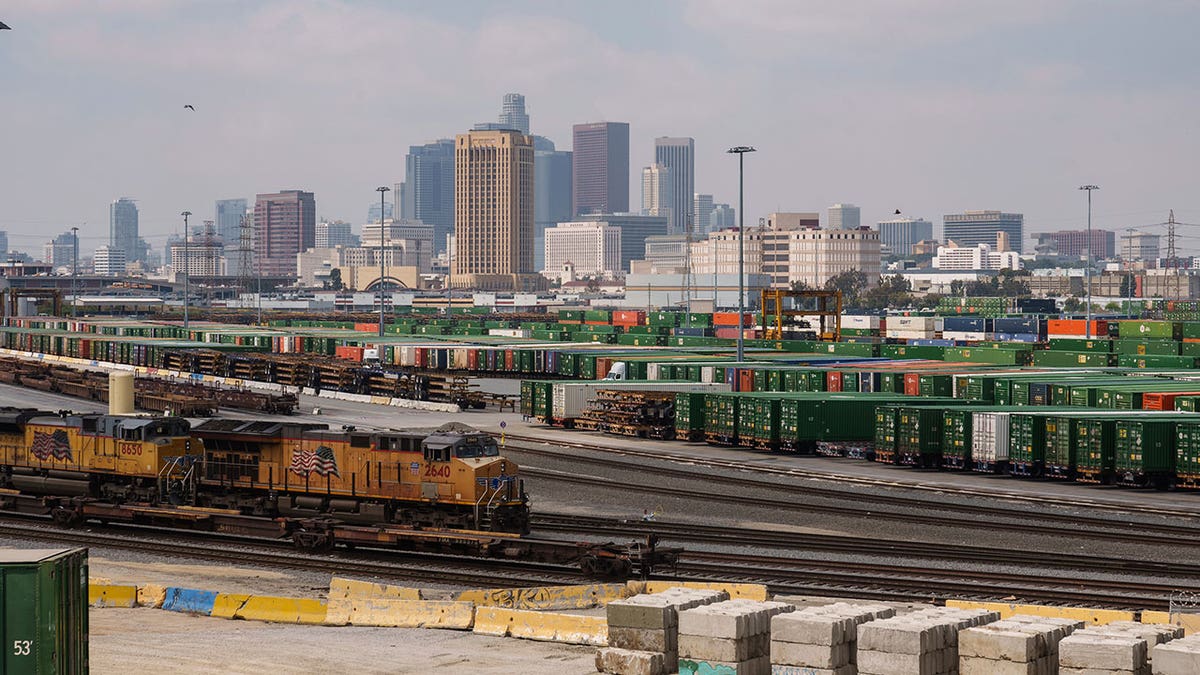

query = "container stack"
[675, 599, 794, 675]
[599, 588, 729, 675]
[769, 602, 896, 673]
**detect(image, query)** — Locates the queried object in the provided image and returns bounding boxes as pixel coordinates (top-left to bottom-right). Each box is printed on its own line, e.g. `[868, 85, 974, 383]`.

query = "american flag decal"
[289, 446, 340, 478]
[31, 430, 73, 462]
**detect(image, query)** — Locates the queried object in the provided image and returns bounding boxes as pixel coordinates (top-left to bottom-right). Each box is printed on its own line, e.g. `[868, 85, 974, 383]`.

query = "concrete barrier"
[234, 595, 328, 625]
[210, 593, 253, 619]
[1143, 610, 1200, 635]
[326, 598, 475, 629]
[89, 584, 138, 608]
[137, 584, 167, 609]
[642, 581, 769, 602]
[473, 607, 607, 646]
[456, 583, 630, 610]
[328, 577, 422, 601]
[945, 599, 1135, 625]
[161, 587, 218, 615]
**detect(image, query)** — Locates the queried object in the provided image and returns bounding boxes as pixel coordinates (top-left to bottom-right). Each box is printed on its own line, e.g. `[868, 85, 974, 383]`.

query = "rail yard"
[7, 307, 1200, 672]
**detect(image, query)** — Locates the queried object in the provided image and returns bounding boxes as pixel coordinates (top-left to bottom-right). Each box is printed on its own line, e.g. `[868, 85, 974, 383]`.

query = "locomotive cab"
[421, 432, 528, 533]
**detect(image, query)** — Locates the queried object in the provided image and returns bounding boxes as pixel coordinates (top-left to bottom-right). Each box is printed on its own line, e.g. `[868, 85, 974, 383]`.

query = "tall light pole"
[181, 211, 191, 331]
[727, 146, 756, 362]
[1079, 185, 1098, 338]
[70, 226, 79, 318]
[376, 186, 390, 337]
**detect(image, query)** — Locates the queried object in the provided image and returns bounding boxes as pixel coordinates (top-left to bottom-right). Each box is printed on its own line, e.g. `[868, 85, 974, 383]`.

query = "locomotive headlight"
[500, 461, 507, 475]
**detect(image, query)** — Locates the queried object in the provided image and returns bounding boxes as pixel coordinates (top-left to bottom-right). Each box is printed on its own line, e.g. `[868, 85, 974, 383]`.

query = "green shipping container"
[1110, 320, 1179, 340]
[674, 392, 707, 441]
[1114, 419, 1178, 486]
[0, 548, 88, 675]
[1008, 413, 1047, 477]
[896, 407, 944, 467]
[1175, 421, 1200, 487]
[1075, 418, 1115, 483]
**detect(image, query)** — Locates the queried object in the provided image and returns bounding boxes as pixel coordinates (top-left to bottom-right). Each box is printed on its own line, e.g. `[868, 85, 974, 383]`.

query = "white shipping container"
[943, 331, 987, 342]
[890, 316, 937, 331]
[971, 412, 1011, 464]
[551, 381, 731, 421]
[841, 315, 882, 330]
[488, 329, 532, 338]
[646, 363, 662, 381]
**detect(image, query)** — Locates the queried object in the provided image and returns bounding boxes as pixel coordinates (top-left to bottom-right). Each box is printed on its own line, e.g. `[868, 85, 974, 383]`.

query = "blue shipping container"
[943, 316, 988, 332]
[994, 317, 1043, 335]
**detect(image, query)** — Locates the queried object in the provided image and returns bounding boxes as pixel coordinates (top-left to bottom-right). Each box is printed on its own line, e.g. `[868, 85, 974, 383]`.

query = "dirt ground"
[90, 608, 597, 674]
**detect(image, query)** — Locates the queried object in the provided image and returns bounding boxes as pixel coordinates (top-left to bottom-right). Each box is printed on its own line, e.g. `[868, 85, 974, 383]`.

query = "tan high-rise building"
[452, 130, 540, 290]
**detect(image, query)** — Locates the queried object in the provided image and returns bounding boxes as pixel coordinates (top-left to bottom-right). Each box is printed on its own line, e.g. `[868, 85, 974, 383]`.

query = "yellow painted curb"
[472, 607, 607, 646]
[1143, 610, 1200, 635]
[325, 598, 475, 629]
[945, 600, 1134, 625]
[136, 584, 167, 609]
[643, 581, 768, 601]
[328, 577, 421, 601]
[211, 593, 253, 619]
[89, 584, 138, 608]
[456, 583, 630, 610]
[234, 595, 328, 625]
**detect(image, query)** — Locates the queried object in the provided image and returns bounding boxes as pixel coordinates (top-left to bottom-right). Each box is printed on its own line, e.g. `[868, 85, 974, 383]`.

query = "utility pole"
[1078, 186, 1098, 338]
[727, 146, 756, 362]
[180, 211, 191, 331]
[376, 186, 390, 337]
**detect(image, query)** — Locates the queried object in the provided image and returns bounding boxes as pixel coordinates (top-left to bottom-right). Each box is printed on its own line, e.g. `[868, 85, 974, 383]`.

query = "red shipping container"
[1143, 391, 1200, 410]
[1047, 319, 1108, 336]
[714, 312, 753, 327]
[903, 372, 921, 396]
[334, 345, 364, 361]
[415, 348, 426, 368]
[596, 358, 613, 379]
[738, 369, 754, 392]
[714, 328, 740, 339]
[467, 349, 479, 370]
[826, 371, 843, 392]
[612, 310, 645, 326]
[505, 349, 516, 370]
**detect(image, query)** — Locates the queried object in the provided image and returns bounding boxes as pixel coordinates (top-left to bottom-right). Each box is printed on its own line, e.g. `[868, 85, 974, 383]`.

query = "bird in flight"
[184, 104, 196, 111]
[894, 209, 902, 215]
[0, 21, 11, 30]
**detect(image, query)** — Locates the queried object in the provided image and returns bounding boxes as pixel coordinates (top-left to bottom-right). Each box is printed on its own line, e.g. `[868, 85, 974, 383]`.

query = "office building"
[499, 93, 529, 134]
[943, 210, 1025, 253]
[641, 164, 673, 222]
[693, 194, 714, 234]
[572, 122, 629, 216]
[933, 243, 1021, 271]
[254, 190, 316, 277]
[400, 139, 456, 252]
[171, 236, 226, 277]
[215, 198, 248, 245]
[643, 235, 690, 269]
[534, 147, 573, 270]
[361, 220, 435, 273]
[1120, 231, 1161, 261]
[0, 231, 8, 258]
[452, 130, 538, 290]
[43, 231, 76, 269]
[767, 212, 819, 229]
[316, 221, 357, 249]
[367, 201, 393, 225]
[92, 245, 126, 276]
[1032, 229, 1115, 259]
[827, 203, 861, 230]
[688, 222, 881, 290]
[710, 203, 735, 230]
[542, 221, 621, 278]
[109, 197, 139, 262]
[654, 137, 695, 234]
[567, 213, 669, 273]
[878, 217, 934, 256]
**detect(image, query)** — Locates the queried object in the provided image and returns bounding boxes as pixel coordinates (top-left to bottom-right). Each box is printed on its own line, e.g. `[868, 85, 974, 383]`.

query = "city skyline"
[1, 2, 1198, 254]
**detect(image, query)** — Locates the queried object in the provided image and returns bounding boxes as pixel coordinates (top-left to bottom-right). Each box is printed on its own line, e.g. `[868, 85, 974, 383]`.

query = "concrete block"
[960, 655, 1041, 675]
[770, 666, 854, 675]
[770, 613, 855, 646]
[1097, 621, 1185, 645]
[677, 655, 770, 675]
[856, 647, 936, 674]
[608, 601, 678, 630]
[769, 640, 852, 669]
[1059, 634, 1148, 671]
[679, 600, 793, 639]
[858, 621, 947, 654]
[679, 634, 769, 662]
[608, 627, 676, 653]
[1153, 635, 1200, 674]
[958, 627, 1046, 661]
[596, 647, 669, 675]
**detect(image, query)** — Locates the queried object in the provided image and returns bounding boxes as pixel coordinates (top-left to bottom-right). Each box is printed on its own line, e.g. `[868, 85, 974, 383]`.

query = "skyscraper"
[877, 217, 934, 256]
[710, 203, 735, 230]
[367, 201, 393, 224]
[316, 221, 357, 249]
[254, 190, 316, 276]
[499, 93, 529, 134]
[401, 139, 456, 253]
[572, 122, 630, 216]
[215, 198, 248, 245]
[641, 164, 673, 222]
[534, 147, 573, 271]
[109, 198, 139, 261]
[827, 203, 861, 230]
[693, 194, 714, 234]
[943, 211, 1024, 254]
[0, 230, 8, 257]
[654, 137, 695, 234]
[453, 130, 537, 290]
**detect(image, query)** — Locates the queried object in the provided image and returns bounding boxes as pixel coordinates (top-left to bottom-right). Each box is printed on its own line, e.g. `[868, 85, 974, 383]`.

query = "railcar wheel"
[50, 506, 81, 528]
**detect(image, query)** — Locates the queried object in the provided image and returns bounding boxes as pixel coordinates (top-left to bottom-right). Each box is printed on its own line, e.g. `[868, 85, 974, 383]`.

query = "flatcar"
[191, 420, 529, 534]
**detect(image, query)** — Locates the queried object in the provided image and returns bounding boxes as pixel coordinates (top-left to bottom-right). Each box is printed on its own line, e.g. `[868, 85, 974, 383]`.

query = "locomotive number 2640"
[423, 464, 450, 478]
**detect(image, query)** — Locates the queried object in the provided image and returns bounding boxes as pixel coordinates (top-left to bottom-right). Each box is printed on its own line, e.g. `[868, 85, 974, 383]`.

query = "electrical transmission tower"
[238, 214, 255, 297]
[1167, 209, 1180, 300]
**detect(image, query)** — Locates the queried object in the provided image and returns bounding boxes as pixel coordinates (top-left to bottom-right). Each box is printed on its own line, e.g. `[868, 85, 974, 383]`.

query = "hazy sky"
[2, 1, 1199, 255]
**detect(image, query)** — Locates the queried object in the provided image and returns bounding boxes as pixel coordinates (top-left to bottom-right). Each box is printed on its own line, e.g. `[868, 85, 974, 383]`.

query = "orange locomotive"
[192, 420, 529, 534]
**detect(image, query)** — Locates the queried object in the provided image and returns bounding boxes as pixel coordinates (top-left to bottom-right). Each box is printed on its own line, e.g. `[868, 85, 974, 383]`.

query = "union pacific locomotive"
[0, 408, 529, 535]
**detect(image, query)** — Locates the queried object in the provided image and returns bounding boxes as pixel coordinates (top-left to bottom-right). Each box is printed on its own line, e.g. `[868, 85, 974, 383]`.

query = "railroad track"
[531, 513, 1200, 580]
[504, 432, 1200, 519]
[507, 438, 1200, 546]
